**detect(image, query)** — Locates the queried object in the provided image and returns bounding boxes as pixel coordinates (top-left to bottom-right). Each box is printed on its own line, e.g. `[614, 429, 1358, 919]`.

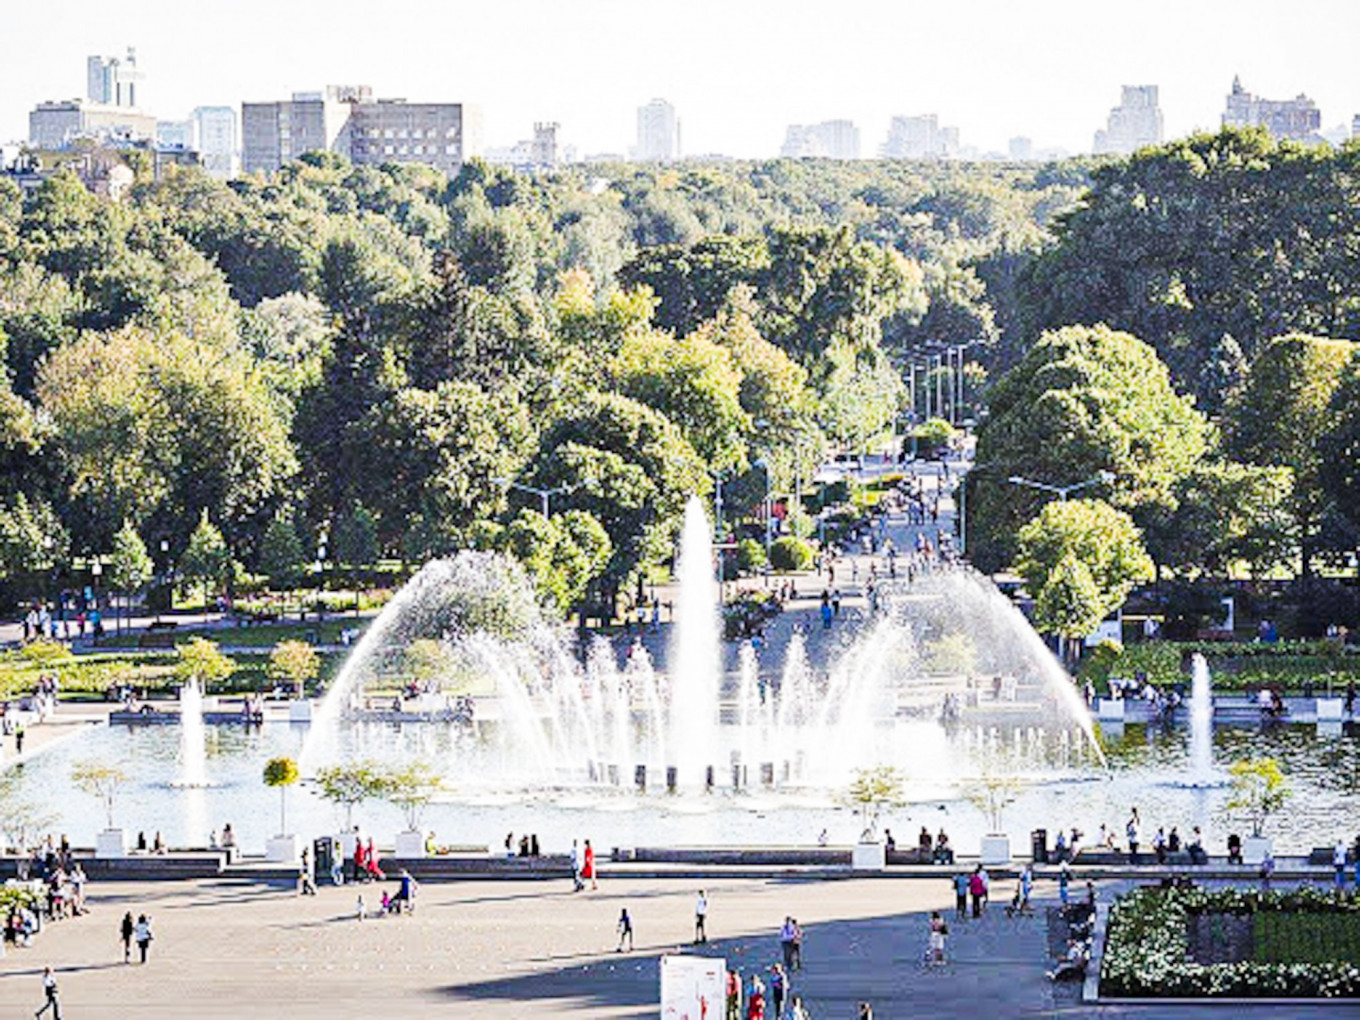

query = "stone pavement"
[3, 873, 1353, 1018]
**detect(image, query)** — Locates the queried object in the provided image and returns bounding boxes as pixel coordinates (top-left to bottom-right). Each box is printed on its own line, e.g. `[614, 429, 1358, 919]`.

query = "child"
[355, 894, 366, 921]
[927, 910, 948, 965]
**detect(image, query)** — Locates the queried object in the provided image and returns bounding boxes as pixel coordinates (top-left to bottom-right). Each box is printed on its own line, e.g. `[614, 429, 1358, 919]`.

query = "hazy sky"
[5, 0, 1359, 157]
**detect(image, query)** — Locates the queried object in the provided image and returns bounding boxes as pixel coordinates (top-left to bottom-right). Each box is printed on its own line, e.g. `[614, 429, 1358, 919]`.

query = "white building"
[1093, 86, 1164, 155]
[635, 99, 679, 162]
[881, 115, 959, 159]
[193, 106, 238, 178]
[87, 49, 143, 108]
[781, 120, 860, 159]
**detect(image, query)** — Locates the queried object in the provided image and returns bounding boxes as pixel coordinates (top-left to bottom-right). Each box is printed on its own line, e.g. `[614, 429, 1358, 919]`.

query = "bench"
[146, 619, 178, 632]
[1309, 847, 1356, 866]
[137, 632, 176, 650]
[887, 847, 943, 865]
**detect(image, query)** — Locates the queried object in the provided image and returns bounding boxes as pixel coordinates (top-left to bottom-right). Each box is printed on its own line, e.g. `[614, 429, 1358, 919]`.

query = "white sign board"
[660, 954, 726, 1020]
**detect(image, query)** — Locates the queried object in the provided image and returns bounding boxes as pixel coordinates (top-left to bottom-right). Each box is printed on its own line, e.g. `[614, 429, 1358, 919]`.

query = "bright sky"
[4, 0, 1360, 157]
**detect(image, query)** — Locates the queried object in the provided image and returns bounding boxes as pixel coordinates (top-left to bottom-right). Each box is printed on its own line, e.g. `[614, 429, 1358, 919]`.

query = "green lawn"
[1254, 912, 1360, 965]
[98, 619, 368, 649]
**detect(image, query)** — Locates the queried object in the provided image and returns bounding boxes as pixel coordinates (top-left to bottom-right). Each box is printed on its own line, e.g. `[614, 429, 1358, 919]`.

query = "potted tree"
[381, 763, 445, 859]
[269, 640, 320, 721]
[846, 765, 904, 870]
[964, 771, 1024, 866]
[71, 762, 131, 858]
[263, 756, 301, 861]
[315, 761, 390, 862]
[1225, 756, 1290, 864]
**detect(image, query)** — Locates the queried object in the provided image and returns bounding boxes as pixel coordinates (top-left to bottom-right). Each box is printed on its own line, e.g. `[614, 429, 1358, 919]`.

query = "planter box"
[95, 828, 128, 859]
[1243, 835, 1272, 866]
[394, 830, 426, 859]
[980, 834, 1011, 866]
[266, 834, 300, 862]
[1097, 698, 1125, 721]
[1316, 698, 1344, 721]
[851, 841, 886, 870]
[288, 699, 313, 723]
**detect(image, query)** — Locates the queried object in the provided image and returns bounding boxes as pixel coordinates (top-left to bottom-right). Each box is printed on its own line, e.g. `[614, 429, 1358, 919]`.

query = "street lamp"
[495, 478, 574, 519]
[90, 558, 103, 643]
[1006, 470, 1116, 501]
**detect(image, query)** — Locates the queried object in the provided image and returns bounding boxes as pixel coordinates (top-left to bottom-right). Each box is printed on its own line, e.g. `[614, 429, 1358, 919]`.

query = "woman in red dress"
[582, 839, 597, 891]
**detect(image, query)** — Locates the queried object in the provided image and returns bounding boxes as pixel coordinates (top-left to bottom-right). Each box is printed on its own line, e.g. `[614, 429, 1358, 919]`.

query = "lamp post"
[1006, 470, 1115, 502]
[496, 478, 573, 519]
[90, 559, 103, 645]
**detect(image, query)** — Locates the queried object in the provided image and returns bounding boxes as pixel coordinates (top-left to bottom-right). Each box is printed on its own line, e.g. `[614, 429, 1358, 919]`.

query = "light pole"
[1006, 471, 1115, 501]
[496, 479, 573, 518]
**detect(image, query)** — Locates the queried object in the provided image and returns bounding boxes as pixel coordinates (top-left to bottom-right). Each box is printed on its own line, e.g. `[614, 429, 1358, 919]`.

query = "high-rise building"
[193, 106, 238, 178]
[780, 120, 860, 159]
[1354, 114, 1360, 141]
[1222, 76, 1321, 141]
[1093, 86, 1164, 154]
[242, 85, 479, 175]
[881, 115, 959, 159]
[29, 100, 156, 148]
[531, 122, 559, 167]
[635, 99, 679, 161]
[87, 49, 143, 108]
[1008, 137, 1034, 161]
[156, 119, 194, 150]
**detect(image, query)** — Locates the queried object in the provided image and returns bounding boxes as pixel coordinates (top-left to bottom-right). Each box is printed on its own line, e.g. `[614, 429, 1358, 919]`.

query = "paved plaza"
[4, 874, 1357, 1018]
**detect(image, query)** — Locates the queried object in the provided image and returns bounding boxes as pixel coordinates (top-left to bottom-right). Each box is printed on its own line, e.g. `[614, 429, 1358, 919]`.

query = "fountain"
[668, 498, 721, 789]
[174, 678, 208, 788]
[1183, 653, 1221, 787]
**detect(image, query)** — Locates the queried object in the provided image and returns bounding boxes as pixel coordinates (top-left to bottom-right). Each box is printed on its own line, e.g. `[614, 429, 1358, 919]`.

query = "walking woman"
[120, 912, 134, 963]
[134, 914, 153, 964]
[582, 839, 597, 891]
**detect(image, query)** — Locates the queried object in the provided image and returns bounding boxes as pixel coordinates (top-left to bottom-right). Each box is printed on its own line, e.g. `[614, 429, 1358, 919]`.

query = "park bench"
[1309, 847, 1356, 866]
[886, 847, 938, 865]
[147, 619, 178, 631]
[137, 631, 176, 650]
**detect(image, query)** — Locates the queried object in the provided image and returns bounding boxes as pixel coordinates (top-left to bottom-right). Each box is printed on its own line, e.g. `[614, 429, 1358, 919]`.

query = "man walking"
[953, 871, 969, 919]
[694, 889, 709, 944]
[570, 840, 583, 893]
[35, 966, 61, 1019]
[779, 916, 797, 970]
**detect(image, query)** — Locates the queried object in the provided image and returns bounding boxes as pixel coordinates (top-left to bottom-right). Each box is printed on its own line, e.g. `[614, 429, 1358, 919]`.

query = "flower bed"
[1101, 886, 1360, 998]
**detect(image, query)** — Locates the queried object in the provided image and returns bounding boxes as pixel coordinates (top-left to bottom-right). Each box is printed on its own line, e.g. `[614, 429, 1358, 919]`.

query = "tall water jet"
[1188, 654, 1215, 784]
[176, 677, 207, 788]
[668, 496, 720, 789]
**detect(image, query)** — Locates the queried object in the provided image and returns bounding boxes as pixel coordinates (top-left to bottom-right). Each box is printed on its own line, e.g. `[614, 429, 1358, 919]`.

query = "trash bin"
[1031, 828, 1048, 864]
[313, 836, 334, 878]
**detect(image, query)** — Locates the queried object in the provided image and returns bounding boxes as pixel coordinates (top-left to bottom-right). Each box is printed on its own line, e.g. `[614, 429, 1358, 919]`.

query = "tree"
[1225, 757, 1290, 838]
[1149, 462, 1295, 578]
[0, 493, 66, 586]
[268, 640, 319, 696]
[1226, 333, 1355, 575]
[969, 324, 1209, 573]
[314, 761, 391, 831]
[1315, 352, 1360, 564]
[498, 509, 611, 613]
[330, 503, 379, 568]
[847, 764, 905, 840]
[1033, 554, 1106, 656]
[402, 638, 453, 689]
[963, 771, 1025, 835]
[258, 510, 306, 585]
[263, 756, 300, 836]
[176, 637, 235, 689]
[108, 521, 152, 633]
[71, 761, 129, 831]
[380, 762, 446, 833]
[769, 536, 814, 572]
[181, 511, 229, 599]
[1016, 499, 1154, 626]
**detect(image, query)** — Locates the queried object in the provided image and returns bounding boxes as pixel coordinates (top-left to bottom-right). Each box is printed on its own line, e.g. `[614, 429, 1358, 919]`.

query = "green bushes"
[1094, 639, 1360, 693]
[1101, 886, 1360, 998]
[769, 536, 814, 572]
[736, 538, 767, 574]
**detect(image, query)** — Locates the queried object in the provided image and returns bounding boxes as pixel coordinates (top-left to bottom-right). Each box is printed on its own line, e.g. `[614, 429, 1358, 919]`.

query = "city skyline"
[4, 0, 1360, 160]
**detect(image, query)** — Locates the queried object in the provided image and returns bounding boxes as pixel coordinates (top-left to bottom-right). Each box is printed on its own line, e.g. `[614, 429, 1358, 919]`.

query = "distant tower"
[86, 48, 143, 108]
[1222, 76, 1321, 141]
[532, 122, 559, 167]
[1093, 86, 1163, 155]
[635, 99, 679, 161]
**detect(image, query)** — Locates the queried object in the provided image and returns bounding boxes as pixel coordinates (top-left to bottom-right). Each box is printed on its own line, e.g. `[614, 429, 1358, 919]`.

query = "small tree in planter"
[269, 640, 320, 697]
[963, 769, 1025, 865]
[1226, 756, 1290, 863]
[0, 776, 55, 856]
[176, 637, 235, 690]
[847, 765, 904, 841]
[71, 761, 130, 856]
[263, 756, 300, 860]
[315, 761, 391, 832]
[381, 763, 445, 858]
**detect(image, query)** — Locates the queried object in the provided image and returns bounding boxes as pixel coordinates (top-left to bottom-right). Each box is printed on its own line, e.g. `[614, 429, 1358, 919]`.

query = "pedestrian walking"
[616, 908, 634, 952]
[298, 846, 317, 895]
[1334, 839, 1348, 889]
[120, 911, 134, 963]
[570, 839, 584, 892]
[35, 966, 61, 1019]
[769, 963, 787, 1017]
[582, 839, 597, 891]
[953, 871, 969, 919]
[725, 968, 743, 1020]
[1058, 862, 1070, 908]
[791, 917, 803, 971]
[779, 916, 796, 969]
[968, 866, 986, 918]
[134, 913, 153, 963]
[746, 977, 766, 1019]
[694, 889, 708, 944]
[927, 910, 948, 965]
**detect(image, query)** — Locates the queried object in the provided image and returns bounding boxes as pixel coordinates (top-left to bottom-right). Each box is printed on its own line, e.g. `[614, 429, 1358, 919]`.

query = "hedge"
[1102, 886, 1360, 998]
